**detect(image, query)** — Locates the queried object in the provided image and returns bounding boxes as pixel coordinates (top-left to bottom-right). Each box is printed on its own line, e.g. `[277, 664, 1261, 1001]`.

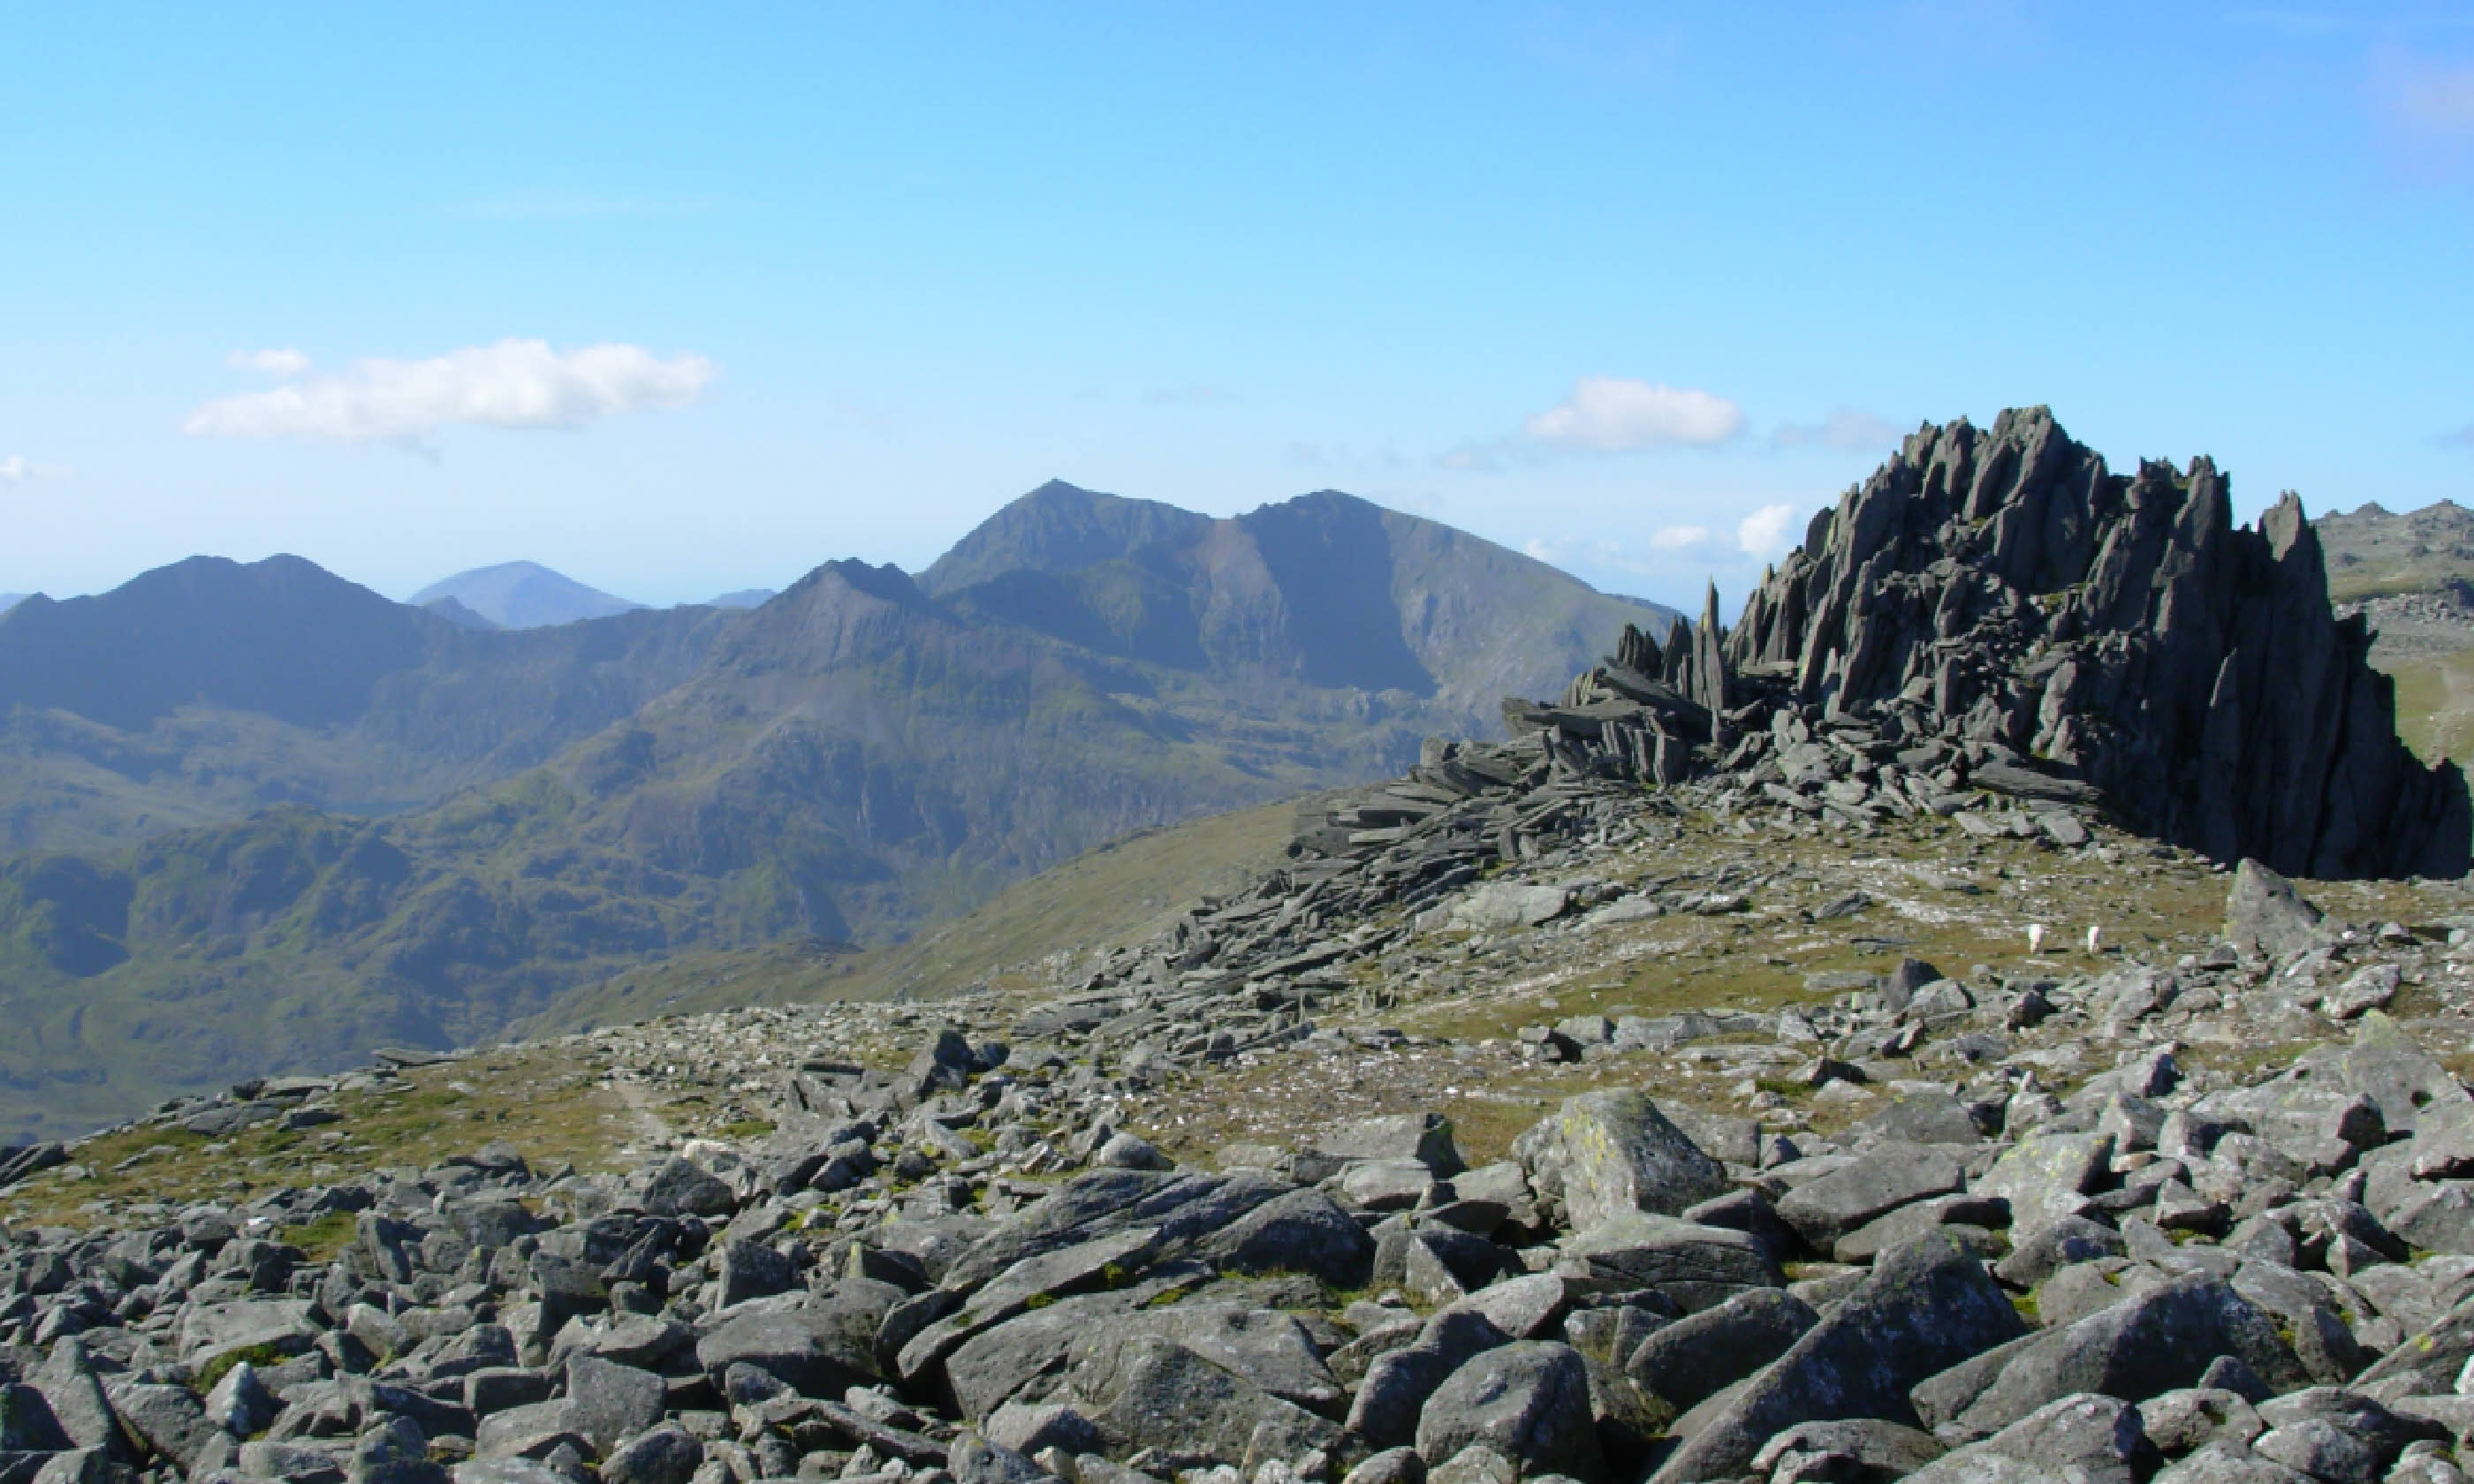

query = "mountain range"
[0, 482, 1670, 1140]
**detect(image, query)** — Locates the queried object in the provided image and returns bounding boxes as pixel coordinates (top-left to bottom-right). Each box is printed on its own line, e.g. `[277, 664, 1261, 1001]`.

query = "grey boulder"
[1514, 1091, 1728, 1230]
[1906, 1393, 2157, 1484]
[1774, 1141, 1967, 1251]
[1625, 1288, 1818, 1411]
[1647, 1233, 2026, 1483]
[1412, 1341, 1602, 1481]
[1947, 1272, 2307, 1437]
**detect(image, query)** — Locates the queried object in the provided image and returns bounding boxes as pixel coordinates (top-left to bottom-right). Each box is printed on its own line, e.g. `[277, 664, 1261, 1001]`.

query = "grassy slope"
[2315, 503, 2474, 769]
[515, 792, 1311, 1036]
[2381, 648, 2474, 770]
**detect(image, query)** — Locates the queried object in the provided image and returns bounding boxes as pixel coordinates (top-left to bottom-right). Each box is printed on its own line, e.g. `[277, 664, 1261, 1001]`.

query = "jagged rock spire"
[1719, 407, 2468, 879]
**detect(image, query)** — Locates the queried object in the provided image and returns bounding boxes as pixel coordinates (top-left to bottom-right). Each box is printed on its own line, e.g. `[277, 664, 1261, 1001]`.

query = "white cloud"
[1522, 377, 1745, 451]
[1772, 407, 1899, 451]
[184, 338, 717, 443]
[1650, 524, 1714, 550]
[1737, 504, 1797, 556]
[227, 347, 311, 375]
[0, 456, 72, 485]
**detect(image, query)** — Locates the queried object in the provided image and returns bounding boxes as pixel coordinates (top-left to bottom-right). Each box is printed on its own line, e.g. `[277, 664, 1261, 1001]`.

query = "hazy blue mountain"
[0, 594, 26, 617]
[0, 555, 737, 852]
[421, 594, 499, 630]
[706, 588, 775, 610]
[409, 561, 642, 629]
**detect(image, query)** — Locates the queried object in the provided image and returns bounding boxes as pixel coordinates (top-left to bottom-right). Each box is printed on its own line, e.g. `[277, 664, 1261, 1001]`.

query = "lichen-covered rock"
[1514, 1091, 1728, 1230]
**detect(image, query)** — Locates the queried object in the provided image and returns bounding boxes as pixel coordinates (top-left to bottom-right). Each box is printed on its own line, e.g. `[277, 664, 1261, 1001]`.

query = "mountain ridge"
[0, 483, 1660, 1139]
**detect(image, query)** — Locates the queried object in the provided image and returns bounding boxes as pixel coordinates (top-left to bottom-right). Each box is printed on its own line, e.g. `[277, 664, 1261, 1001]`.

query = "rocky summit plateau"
[4, 411, 2474, 1484]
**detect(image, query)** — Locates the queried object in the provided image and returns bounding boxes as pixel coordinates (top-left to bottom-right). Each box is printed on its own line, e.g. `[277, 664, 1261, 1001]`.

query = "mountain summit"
[409, 560, 642, 629]
[927, 481, 1674, 708]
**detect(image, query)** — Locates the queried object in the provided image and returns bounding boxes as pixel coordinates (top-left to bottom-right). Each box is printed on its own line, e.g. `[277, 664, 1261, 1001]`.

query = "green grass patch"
[280, 1211, 360, 1262]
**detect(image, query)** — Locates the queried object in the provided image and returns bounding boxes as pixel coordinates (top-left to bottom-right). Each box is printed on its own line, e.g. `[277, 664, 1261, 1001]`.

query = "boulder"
[1315, 1114, 1466, 1176]
[1077, 1333, 1340, 1466]
[2151, 1441, 2316, 1483]
[105, 1384, 216, 1471]
[1194, 1186, 1376, 1287]
[2225, 861, 2329, 960]
[640, 1158, 734, 1218]
[1513, 1092, 1728, 1230]
[1412, 1342, 1602, 1480]
[1774, 1141, 1968, 1250]
[598, 1427, 702, 1484]
[1077, 1300, 1345, 1417]
[1562, 1213, 1785, 1311]
[1647, 1233, 2026, 1483]
[1947, 1272, 2308, 1437]
[697, 1302, 882, 1398]
[1906, 1393, 2157, 1484]
[1346, 1309, 1510, 1451]
[562, 1357, 664, 1454]
[1624, 1288, 1818, 1410]
[1973, 1132, 2114, 1237]
[1749, 1420, 1946, 1484]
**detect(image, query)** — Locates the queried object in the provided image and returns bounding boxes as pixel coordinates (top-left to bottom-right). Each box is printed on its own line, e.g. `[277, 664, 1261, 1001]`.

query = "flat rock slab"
[1775, 1140, 1967, 1248]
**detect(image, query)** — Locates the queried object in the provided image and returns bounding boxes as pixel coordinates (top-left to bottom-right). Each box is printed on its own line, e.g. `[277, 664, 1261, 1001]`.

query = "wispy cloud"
[0, 456, 72, 486]
[2444, 424, 2474, 449]
[0, 458, 26, 484]
[1650, 524, 1713, 550]
[2370, 48, 2474, 180]
[183, 338, 717, 443]
[1771, 407, 1900, 451]
[227, 347, 311, 375]
[2376, 51, 2474, 138]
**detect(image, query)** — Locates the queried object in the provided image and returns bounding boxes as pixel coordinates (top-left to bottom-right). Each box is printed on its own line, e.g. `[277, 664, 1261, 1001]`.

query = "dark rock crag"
[1574, 408, 2469, 879]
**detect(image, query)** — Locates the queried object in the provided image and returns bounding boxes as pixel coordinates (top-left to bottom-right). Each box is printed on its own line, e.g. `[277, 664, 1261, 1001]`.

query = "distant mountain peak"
[921, 481, 1213, 598]
[409, 561, 641, 630]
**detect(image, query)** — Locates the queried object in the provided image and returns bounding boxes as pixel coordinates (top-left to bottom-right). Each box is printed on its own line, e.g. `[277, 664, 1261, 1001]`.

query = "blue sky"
[3, 4, 2470, 611]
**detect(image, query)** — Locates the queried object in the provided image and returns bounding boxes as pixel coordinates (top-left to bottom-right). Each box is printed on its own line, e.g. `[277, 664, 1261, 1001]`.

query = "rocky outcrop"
[1703, 407, 2468, 879]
